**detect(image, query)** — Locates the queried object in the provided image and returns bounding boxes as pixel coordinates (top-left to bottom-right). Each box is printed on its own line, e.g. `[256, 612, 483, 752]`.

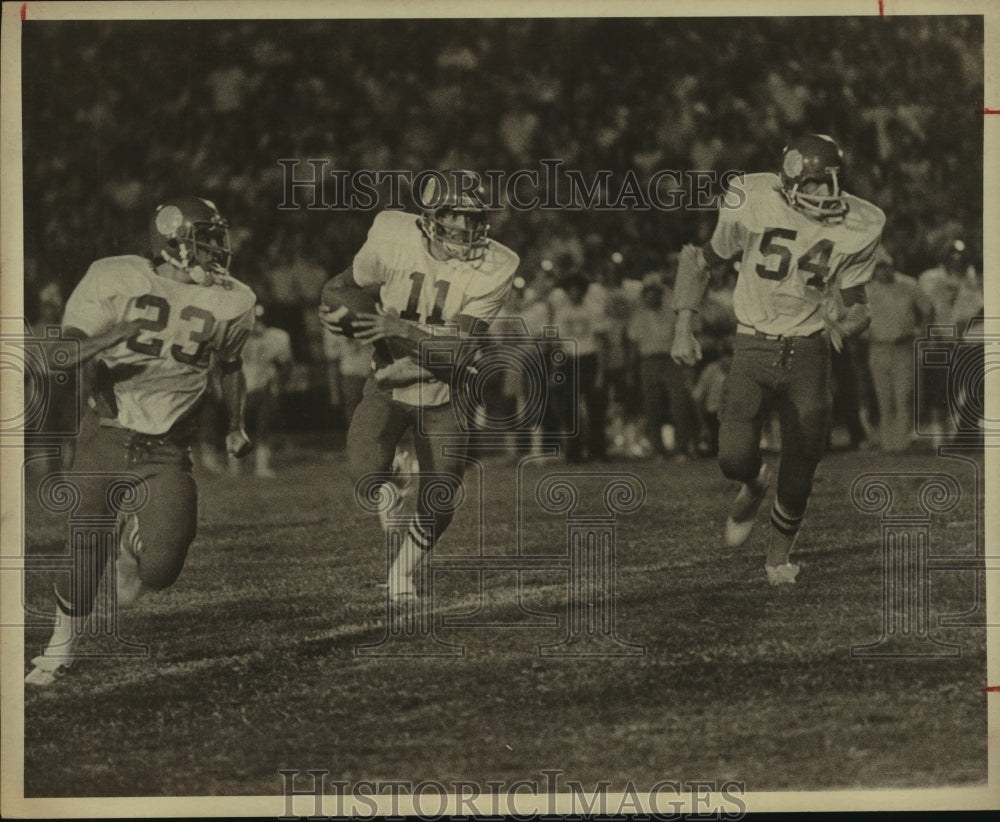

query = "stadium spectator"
[692, 341, 733, 458]
[550, 273, 609, 463]
[24, 282, 79, 477]
[323, 331, 373, 428]
[517, 281, 562, 454]
[917, 239, 984, 441]
[629, 281, 699, 460]
[829, 339, 871, 452]
[601, 272, 638, 459]
[194, 362, 227, 474]
[236, 304, 293, 478]
[866, 248, 933, 452]
[486, 280, 545, 459]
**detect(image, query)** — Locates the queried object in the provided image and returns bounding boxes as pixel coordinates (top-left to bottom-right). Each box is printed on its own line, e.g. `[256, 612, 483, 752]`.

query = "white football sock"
[37, 593, 86, 661]
[388, 519, 433, 597]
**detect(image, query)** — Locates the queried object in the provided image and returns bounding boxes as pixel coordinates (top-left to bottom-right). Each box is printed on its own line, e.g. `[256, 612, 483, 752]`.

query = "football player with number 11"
[671, 135, 885, 585]
[319, 170, 520, 604]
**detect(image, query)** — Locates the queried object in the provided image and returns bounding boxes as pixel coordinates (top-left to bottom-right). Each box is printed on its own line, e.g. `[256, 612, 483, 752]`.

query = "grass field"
[19, 437, 989, 801]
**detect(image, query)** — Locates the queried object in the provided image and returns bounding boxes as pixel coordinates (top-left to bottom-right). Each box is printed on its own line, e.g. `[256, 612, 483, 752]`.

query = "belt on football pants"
[736, 323, 823, 341]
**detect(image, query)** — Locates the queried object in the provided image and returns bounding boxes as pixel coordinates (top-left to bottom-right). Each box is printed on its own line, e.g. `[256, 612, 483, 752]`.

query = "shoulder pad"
[844, 195, 886, 237]
[88, 255, 155, 298]
[369, 210, 421, 245]
[214, 277, 257, 316]
[483, 241, 520, 280]
[743, 172, 783, 198]
[722, 172, 785, 230]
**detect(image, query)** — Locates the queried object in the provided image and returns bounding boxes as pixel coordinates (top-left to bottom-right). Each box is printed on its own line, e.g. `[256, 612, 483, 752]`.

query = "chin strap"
[159, 253, 219, 287]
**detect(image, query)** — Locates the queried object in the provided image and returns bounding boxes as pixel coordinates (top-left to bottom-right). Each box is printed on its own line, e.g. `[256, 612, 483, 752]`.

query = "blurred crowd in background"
[20, 16, 986, 465]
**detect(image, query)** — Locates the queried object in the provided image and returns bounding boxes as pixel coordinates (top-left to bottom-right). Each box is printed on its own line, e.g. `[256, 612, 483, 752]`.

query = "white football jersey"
[712, 173, 885, 337]
[62, 255, 256, 434]
[352, 210, 520, 406]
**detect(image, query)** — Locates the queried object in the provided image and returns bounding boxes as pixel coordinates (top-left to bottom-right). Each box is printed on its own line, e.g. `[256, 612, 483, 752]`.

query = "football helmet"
[416, 170, 490, 263]
[150, 196, 232, 285]
[778, 134, 849, 222]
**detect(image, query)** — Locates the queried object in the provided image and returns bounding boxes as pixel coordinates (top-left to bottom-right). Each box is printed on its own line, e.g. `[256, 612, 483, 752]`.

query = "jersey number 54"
[755, 228, 834, 289]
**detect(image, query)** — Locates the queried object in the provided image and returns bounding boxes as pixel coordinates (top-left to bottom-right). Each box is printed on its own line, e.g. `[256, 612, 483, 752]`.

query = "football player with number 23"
[26, 196, 256, 686]
[671, 135, 885, 585]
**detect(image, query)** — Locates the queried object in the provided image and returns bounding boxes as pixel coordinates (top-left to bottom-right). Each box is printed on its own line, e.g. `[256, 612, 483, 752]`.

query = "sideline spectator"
[917, 239, 984, 440]
[551, 274, 608, 462]
[194, 363, 227, 474]
[324, 333, 373, 427]
[235, 304, 293, 478]
[629, 281, 700, 460]
[866, 248, 933, 452]
[24, 282, 78, 477]
[602, 276, 638, 459]
[692, 341, 733, 458]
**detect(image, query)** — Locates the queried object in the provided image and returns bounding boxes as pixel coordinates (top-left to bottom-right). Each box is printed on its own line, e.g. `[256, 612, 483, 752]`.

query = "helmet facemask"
[779, 136, 850, 224]
[152, 198, 233, 286]
[184, 221, 233, 284]
[420, 208, 490, 264]
[786, 170, 849, 223]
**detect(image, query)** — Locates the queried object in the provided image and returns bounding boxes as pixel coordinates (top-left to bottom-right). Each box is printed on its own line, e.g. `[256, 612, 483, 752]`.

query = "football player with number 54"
[319, 170, 520, 604]
[671, 135, 885, 585]
[26, 196, 256, 686]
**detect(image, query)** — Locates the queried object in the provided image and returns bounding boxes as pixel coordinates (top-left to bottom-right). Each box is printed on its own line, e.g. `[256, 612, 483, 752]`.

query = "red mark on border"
[984, 685, 1000, 692]
[985, 109, 1000, 115]
[21, 3, 27, 21]
[878, 0, 884, 16]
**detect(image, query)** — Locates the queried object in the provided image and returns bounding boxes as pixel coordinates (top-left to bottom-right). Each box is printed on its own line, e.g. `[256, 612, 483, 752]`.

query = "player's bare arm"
[220, 360, 252, 458]
[51, 319, 146, 370]
[671, 242, 728, 366]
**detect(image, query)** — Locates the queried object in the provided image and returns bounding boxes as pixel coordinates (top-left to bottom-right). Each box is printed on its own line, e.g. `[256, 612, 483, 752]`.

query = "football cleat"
[765, 562, 801, 586]
[388, 586, 420, 608]
[725, 464, 770, 548]
[25, 654, 72, 687]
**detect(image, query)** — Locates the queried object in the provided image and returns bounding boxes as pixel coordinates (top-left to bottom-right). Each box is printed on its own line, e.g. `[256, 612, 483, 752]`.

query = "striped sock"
[41, 588, 86, 659]
[767, 500, 803, 566]
[388, 517, 434, 597]
[405, 517, 434, 553]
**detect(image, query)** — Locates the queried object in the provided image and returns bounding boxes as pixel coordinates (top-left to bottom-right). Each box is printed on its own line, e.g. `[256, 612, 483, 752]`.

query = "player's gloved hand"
[225, 427, 253, 459]
[670, 329, 702, 367]
[319, 305, 352, 336]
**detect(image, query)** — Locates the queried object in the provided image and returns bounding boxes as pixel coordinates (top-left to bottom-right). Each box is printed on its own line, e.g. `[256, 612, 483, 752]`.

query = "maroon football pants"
[718, 332, 832, 519]
[346, 377, 469, 540]
[55, 421, 198, 617]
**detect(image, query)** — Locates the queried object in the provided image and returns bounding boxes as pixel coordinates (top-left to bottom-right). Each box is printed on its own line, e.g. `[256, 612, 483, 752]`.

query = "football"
[321, 282, 380, 339]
